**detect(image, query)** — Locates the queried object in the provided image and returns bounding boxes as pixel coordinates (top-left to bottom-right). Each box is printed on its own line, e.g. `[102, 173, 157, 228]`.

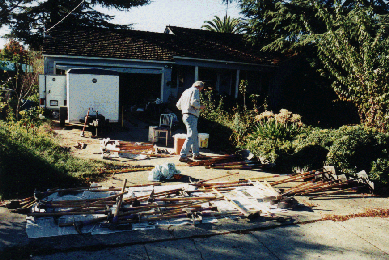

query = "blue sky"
[0, 0, 242, 49]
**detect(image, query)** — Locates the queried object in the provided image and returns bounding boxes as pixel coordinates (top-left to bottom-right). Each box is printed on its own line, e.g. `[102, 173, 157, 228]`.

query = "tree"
[0, 0, 31, 27]
[2, 0, 150, 50]
[237, 0, 389, 130]
[1, 39, 28, 63]
[312, 3, 389, 131]
[202, 15, 245, 34]
[0, 40, 42, 120]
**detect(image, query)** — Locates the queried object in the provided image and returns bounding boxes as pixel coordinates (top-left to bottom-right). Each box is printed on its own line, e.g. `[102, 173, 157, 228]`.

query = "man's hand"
[200, 105, 206, 110]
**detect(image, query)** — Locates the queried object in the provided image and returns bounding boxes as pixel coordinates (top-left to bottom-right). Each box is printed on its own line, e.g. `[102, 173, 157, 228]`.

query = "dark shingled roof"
[43, 26, 276, 65]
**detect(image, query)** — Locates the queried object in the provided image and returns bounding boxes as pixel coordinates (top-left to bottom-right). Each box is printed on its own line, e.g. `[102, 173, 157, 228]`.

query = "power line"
[45, 0, 85, 32]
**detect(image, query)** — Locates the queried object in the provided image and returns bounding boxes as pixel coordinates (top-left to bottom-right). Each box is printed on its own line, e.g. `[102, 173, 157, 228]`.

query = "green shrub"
[243, 109, 307, 165]
[325, 125, 389, 183]
[199, 89, 236, 152]
[198, 92, 389, 187]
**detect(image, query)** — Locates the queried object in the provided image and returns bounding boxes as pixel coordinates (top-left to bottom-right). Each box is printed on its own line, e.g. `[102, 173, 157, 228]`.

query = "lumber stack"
[270, 168, 374, 199]
[16, 179, 289, 236]
[185, 153, 262, 170]
[100, 138, 171, 159]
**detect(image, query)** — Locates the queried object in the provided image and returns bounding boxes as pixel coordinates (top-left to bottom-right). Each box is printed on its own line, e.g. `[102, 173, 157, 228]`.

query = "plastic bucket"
[198, 133, 209, 148]
[148, 126, 158, 142]
[174, 134, 186, 155]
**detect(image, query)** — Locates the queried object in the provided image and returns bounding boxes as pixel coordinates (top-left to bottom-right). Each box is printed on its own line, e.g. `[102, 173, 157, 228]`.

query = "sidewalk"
[29, 217, 389, 259]
[1, 206, 389, 259]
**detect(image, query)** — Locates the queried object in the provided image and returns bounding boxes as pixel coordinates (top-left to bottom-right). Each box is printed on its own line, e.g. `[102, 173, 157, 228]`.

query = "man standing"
[176, 81, 206, 162]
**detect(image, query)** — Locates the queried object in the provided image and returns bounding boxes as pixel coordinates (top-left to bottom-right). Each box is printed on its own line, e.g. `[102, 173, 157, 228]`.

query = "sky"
[0, 0, 242, 49]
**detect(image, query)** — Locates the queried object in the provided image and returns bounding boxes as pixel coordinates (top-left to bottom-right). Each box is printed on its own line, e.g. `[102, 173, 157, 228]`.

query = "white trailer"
[39, 68, 120, 123]
[67, 69, 119, 123]
[39, 74, 67, 110]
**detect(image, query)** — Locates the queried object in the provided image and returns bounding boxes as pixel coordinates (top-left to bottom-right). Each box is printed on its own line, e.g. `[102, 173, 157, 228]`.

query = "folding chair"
[153, 114, 174, 146]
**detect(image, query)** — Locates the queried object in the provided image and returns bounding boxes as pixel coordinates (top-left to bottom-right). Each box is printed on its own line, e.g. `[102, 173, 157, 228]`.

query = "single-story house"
[43, 25, 279, 110]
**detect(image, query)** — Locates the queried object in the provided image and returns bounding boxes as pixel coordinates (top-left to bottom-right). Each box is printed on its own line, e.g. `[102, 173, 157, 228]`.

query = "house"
[42, 26, 279, 110]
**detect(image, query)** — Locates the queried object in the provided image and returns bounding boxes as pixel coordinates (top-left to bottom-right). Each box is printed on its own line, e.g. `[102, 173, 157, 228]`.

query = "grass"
[0, 120, 108, 200]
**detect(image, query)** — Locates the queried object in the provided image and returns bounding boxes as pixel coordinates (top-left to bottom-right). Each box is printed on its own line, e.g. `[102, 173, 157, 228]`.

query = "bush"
[243, 109, 307, 165]
[325, 125, 389, 184]
[197, 92, 389, 187]
[242, 114, 389, 186]
[199, 89, 236, 153]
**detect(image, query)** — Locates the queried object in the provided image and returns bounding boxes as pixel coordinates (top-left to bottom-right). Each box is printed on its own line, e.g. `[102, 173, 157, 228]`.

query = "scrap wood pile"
[270, 167, 375, 200]
[100, 138, 171, 159]
[188, 154, 262, 170]
[4, 175, 297, 237]
[101, 165, 156, 174]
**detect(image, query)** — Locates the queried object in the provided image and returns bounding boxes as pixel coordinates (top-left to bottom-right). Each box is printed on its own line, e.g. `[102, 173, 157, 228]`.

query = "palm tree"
[202, 15, 245, 34]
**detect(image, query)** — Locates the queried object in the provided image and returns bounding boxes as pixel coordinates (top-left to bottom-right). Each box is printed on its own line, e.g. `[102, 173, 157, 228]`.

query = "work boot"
[193, 154, 207, 160]
[179, 157, 191, 163]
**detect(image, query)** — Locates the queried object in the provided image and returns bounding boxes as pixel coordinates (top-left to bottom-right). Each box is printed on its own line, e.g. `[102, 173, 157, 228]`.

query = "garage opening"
[119, 73, 161, 110]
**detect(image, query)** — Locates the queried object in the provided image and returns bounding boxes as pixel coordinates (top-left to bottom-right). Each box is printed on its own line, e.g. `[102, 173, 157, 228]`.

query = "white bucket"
[173, 134, 187, 155]
[148, 126, 158, 142]
[198, 133, 209, 148]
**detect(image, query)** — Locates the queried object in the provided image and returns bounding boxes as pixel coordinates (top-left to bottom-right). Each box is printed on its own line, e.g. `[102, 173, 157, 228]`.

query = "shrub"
[243, 109, 307, 165]
[199, 89, 236, 153]
[325, 125, 389, 184]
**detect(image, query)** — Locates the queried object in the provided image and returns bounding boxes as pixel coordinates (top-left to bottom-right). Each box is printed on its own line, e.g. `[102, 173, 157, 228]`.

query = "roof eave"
[43, 54, 175, 64]
[173, 56, 277, 67]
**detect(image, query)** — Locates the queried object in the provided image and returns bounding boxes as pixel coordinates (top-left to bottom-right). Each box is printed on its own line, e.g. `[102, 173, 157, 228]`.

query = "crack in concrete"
[191, 238, 204, 260]
[143, 244, 151, 260]
[167, 225, 175, 238]
[249, 231, 281, 260]
[336, 221, 389, 256]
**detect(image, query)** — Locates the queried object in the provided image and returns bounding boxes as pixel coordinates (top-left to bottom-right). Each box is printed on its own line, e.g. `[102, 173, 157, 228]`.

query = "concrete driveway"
[1, 119, 389, 259]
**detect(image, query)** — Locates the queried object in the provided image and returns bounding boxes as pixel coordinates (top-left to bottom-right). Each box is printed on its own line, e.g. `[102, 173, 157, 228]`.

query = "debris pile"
[188, 154, 263, 170]
[6, 177, 297, 238]
[101, 165, 155, 174]
[270, 167, 374, 200]
[100, 138, 171, 159]
[1, 165, 376, 238]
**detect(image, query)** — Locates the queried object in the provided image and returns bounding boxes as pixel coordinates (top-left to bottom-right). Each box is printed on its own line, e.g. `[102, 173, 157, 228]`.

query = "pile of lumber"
[101, 165, 156, 174]
[10, 177, 288, 236]
[188, 154, 262, 170]
[270, 168, 374, 200]
[101, 138, 154, 154]
[100, 138, 171, 159]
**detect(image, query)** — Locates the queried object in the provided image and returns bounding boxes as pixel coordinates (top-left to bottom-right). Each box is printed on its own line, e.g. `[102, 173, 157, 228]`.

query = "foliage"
[0, 121, 107, 199]
[18, 106, 44, 134]
[312, 3, 389, 131]
[2, 0, 150, 49]
[238, 0, 389, 131]
[199, 89, 234, 152]
[325, 125, 389, 184]
[239, 79, 248, 110]
[243, 109, 306, 164]
[0, 39, 28, 63]
[238, 0, 389, 50]
[241, 119, 389, 185]
[230, 108, 258, 148]
[0, 46, 43, 120]
[0, 0, 29, 27]
[200, 88, 228, 122]
[202, 15, 245, 34]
